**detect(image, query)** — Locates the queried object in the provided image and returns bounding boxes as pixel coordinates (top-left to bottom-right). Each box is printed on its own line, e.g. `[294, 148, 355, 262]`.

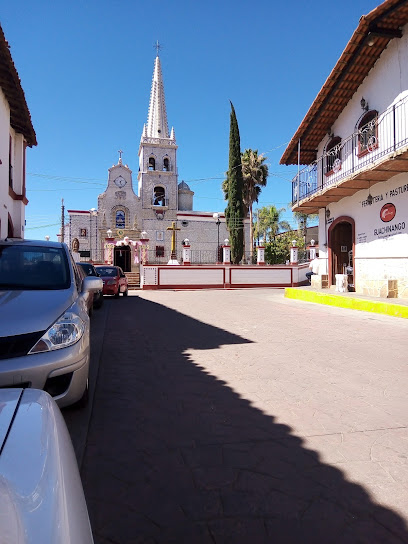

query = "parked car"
[0, 388, 94, 543]
[76, 261, 104, 309]
[0, 239, 102, 408]
[75, 263, 95, 317]
[95, 265, 128, 297]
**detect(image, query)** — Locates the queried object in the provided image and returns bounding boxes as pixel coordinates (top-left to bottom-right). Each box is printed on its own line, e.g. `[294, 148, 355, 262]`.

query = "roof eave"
[280, 0, 408, 166]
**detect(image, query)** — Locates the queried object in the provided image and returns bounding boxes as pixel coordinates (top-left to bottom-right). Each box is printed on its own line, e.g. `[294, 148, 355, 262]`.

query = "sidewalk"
[285, 286, 408, 319]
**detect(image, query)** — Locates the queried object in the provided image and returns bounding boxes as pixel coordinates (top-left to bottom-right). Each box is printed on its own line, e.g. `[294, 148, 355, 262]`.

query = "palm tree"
[255, 205, 291, 243]
[241, 149, 269, 260]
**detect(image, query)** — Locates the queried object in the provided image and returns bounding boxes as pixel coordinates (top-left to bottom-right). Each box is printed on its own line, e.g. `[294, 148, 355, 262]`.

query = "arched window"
[115, 210, 125, 228]
[153, 186, 166, 206]
[163, 157, 170, 171]
[148, 157, 156, 171]
[358, 110, 378, 156]
[325, 137, 342, 176]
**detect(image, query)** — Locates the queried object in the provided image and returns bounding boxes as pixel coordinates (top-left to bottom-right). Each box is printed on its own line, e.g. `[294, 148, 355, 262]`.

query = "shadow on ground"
[81, 296, 408, 544]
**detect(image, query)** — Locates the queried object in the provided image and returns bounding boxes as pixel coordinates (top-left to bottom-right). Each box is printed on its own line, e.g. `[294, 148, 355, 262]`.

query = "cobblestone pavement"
[76, 289, 408, 543]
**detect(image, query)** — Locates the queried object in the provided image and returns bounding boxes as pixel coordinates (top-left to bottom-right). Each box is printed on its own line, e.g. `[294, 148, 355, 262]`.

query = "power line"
[25, 222, 60, 230]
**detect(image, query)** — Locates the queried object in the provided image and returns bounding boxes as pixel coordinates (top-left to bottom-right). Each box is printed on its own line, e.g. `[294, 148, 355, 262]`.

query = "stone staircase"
[125, 271, 140, 290]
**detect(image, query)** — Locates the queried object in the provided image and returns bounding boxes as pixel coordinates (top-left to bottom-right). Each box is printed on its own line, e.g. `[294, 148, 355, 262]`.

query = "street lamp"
[213, 212, 221, 263]
[106, 228, 113, 238]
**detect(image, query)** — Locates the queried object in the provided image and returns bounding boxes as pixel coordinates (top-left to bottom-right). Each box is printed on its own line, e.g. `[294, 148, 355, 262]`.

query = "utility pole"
[61, 199, 65, 243]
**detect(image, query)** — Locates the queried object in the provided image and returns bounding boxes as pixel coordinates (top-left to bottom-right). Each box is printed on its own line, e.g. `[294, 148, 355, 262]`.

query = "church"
[66, 54, 249, 271]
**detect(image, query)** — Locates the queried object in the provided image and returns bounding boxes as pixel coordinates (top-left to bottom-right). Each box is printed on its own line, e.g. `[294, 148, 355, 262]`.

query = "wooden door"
[331, 222, 352, 283]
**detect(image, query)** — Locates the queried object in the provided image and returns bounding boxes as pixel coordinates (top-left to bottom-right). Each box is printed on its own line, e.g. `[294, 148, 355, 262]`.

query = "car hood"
[0, 289, 75, 337]
[0, 389, 94, 544]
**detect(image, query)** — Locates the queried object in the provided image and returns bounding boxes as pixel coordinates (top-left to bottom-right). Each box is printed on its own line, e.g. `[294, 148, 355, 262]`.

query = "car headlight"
[106, 279, 117, 285]
[29, 312, 86, 354]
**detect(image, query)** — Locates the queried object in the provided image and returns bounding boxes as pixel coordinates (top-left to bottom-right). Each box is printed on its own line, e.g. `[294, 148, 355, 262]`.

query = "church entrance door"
[114, 245, 131, 272]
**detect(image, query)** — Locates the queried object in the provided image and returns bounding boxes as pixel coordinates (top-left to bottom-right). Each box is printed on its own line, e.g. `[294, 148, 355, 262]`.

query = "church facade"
[67, 54, 248, 269]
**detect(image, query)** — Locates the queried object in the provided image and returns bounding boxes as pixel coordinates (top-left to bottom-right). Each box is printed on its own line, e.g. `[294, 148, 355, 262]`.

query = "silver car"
[0, 388, 94, 543]
[0, 239, 102, 408]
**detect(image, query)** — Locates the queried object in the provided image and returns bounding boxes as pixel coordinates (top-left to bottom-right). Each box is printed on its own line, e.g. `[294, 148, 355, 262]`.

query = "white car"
[0, 239, 102, 407]
[0, 388, 94, 543]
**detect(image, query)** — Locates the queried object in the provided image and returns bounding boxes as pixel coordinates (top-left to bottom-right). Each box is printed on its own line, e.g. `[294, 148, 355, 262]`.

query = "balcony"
[291, 95, 408, 213]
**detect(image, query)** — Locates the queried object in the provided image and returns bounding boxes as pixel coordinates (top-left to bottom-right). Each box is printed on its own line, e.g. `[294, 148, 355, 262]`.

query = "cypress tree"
[225, 102, 244, 264]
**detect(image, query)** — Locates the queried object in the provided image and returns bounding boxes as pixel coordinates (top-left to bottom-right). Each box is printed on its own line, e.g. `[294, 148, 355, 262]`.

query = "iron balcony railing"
[292, 95, 408, 205]
[143, 249, 311, 266]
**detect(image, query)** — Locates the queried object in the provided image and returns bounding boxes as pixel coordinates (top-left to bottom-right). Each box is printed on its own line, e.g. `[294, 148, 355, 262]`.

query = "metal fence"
[292, 95, 408, 204]
[143, 249, 311, 266]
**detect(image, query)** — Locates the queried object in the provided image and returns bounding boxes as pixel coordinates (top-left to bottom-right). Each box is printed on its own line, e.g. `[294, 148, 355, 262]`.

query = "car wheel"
[123, 287, 128, 297]
[114, 287, 120, 298]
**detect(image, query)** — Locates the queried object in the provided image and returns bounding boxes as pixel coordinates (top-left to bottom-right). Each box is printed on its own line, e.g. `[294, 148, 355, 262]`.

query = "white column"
[257, 245, 265, 266]
[182, 239, 191, 266]
[140, 232, 149, 265]
[290, 241, 298, 265]
[222, 239, 231, 265]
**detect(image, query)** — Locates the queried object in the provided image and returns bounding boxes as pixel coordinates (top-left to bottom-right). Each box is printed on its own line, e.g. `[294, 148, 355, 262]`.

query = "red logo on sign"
[380, 203, 396, 223]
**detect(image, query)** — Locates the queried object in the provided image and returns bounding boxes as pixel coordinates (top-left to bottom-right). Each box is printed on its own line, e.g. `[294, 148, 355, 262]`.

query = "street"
[64, 289, 408, 543]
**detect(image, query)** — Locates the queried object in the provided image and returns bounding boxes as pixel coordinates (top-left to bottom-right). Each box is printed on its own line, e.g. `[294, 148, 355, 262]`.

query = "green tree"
[225, 102, 244, 264]
[254, 205, 291, 243]
[265, 231, 303, 265]
[241, 149, 268, 260]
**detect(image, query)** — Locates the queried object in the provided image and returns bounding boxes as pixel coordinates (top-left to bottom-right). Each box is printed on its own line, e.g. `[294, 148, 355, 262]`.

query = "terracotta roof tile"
[0, 24, 37, 147]
[280, 0, 408, 166]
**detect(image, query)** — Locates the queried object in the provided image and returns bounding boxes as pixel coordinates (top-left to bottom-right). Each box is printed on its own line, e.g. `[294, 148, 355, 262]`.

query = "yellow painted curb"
[285, 288, 408, 319]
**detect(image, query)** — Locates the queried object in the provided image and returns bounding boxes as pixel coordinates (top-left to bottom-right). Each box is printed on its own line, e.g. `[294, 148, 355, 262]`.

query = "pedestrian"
[306, 253, 319, 284]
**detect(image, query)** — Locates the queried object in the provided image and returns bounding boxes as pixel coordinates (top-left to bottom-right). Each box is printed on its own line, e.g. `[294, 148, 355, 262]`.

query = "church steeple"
[146, 55, 170, 139]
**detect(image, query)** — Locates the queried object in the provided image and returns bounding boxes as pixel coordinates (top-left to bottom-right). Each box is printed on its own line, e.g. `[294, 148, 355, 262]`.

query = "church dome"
[178, 180, 194, 211]
[178, 180, 191, 191]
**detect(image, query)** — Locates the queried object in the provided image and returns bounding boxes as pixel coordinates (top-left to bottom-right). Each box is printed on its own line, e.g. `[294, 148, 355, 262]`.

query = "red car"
[95, 265, 128, 297]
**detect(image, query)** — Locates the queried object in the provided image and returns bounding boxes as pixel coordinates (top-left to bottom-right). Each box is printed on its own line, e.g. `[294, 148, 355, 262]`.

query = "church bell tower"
[138, 52, 178, 215]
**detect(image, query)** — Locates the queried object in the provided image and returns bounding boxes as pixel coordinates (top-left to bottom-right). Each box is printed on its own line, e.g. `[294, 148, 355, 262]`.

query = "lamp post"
[213, 212, 221, 263]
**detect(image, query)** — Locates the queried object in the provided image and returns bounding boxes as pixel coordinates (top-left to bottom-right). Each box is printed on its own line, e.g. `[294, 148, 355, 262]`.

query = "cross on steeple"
[154, 40, 162, 56]
[118, 149, 123, 164]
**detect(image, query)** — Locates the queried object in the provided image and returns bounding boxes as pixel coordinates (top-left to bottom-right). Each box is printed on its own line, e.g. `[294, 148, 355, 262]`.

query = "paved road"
[64, 289, 408, 543]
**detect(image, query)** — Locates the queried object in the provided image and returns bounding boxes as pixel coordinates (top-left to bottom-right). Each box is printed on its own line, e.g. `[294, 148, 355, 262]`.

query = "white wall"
[318, 173, 408, 297]
[317, 23, 408, 158]
[0, 89, 27, 239]
[0, 90, 10, 238]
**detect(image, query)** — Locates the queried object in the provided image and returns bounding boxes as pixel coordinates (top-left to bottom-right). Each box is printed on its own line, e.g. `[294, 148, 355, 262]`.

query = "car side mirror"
[83, 276, 103, 292]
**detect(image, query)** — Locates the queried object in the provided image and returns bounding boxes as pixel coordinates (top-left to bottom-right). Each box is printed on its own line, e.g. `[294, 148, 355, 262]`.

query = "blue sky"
[3, 0, 381, 240]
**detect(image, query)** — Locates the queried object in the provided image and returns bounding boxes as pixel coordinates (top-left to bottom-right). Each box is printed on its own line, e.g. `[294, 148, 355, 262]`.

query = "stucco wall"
[317, 23, 408, 158]
[0, 89, 26, 239]
[318, 173, 408, 298]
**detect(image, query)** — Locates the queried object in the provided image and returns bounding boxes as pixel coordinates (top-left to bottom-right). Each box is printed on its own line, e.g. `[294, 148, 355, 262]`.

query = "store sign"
[380, 203, 396, 222]
[374, 201, 406, 237]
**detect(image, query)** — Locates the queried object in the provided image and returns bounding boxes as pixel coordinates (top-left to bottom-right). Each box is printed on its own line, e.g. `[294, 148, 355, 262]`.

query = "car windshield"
[0, 245, 70, 290]
[96, 267, 117, 277]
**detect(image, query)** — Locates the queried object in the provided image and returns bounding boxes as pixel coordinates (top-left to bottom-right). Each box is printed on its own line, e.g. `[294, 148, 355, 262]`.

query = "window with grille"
[358, 111, 378, 157]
